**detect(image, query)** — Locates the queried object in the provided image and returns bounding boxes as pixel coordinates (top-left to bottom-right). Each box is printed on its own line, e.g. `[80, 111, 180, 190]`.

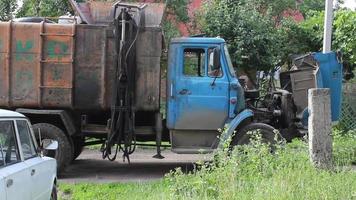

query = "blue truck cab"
[166, 37, 252, 153]
[166, 37, 343, 153]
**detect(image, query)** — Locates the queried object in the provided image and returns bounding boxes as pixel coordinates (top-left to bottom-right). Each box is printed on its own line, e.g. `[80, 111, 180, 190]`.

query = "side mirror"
[42, 139, 58, 151]
[213, 47, 221, 70]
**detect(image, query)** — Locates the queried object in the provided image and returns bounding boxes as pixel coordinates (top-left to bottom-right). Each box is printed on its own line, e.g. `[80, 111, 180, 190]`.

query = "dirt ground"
[59, 148, 211, 183]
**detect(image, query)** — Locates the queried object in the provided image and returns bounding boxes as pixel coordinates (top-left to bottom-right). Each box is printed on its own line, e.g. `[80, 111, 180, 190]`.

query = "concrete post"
[323, 0, 334, 53]
[308, 88, 333, 169]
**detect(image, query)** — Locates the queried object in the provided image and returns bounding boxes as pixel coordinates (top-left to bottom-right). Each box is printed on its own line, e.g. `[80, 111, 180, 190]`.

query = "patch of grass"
[59, 132, 356, 200]
[167, 138, 356, 200]
[59, 181, 170, 200]
[333, 130, 356, 166]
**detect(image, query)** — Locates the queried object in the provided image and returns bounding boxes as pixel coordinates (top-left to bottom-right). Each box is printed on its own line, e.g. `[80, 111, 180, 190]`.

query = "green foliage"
[300, 10, 356, 75]
[0, 0, 17, 21]
[162, 20, 181, 47]
[167, 136, 356, 200]
[276, 19, 321, 67]
[202, 0, 356, 74]
[334, 10, 356, 66]
[333, 129, 356, 166]
[59, 132, 356, 200]
[59, 181, 170, 200]
[299, 11, 324, 50]
[16, 0, 72, 18]
[298, 0, 325, 17]
[203, 0, 288, 71]
[166, 0, 190, 23]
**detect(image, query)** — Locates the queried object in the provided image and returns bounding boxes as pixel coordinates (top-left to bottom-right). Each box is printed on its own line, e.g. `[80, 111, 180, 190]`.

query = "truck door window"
[0, 121, 20, 167]
[224, 45, 236, 77]
[183, 48, 206, 76]
[16, 120, 37, 160]
[208, 48, 223, 78]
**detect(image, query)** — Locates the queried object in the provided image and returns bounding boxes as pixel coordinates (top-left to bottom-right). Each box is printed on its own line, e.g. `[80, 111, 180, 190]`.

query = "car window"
[0, 121, 20, 167]
[183, 48, 206, 77]
[0, 131, 4, 167]
[17, 120, 37, 160]
[208, 48, 223, 78]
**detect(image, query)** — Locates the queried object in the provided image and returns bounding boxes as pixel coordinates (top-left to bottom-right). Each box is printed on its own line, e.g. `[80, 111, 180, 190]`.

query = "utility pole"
[323, 0, 334, 53]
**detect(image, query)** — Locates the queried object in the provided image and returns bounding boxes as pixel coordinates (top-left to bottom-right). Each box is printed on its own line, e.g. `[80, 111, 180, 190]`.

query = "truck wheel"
[33, 123, 72, 172]
[231, 123, 282, 150]
[72, 136, 84, 160]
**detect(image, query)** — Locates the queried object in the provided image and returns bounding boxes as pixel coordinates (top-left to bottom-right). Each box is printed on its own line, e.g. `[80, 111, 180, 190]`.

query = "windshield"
[224, 45, 236, 77]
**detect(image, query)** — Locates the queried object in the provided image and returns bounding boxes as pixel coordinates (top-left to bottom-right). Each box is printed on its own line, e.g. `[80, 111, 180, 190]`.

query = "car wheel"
[33, 123, 73, 173]
[50, 183, 57, 200]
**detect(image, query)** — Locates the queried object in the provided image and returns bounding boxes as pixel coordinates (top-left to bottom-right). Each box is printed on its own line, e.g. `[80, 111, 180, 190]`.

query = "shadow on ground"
[59, 148, 209, 183]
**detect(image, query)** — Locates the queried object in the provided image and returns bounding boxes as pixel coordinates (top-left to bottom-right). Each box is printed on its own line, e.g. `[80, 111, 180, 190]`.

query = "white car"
[0, 109, 58, 200]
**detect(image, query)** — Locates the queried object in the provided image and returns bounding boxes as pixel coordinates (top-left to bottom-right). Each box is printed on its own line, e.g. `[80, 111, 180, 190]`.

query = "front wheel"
[231, 123, 283, 150]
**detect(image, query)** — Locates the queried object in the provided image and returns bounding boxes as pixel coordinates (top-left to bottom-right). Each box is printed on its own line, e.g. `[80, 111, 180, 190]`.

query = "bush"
[167, 133, 356, 200]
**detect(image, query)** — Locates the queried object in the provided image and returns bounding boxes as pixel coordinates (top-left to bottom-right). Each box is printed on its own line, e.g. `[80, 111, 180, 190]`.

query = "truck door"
[167, 46, 229, 130]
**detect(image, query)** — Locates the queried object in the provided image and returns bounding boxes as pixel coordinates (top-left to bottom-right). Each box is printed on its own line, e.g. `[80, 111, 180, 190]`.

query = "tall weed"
[167, 132, 356, 200]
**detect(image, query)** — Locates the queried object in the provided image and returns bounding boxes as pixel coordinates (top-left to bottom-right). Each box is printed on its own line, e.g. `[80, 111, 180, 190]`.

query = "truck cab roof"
[171, 37, 226, 44]
[0, 109, 25, 118]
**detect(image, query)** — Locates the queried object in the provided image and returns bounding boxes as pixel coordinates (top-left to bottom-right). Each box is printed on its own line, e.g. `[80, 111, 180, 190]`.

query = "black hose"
[102, 6, 143, 162]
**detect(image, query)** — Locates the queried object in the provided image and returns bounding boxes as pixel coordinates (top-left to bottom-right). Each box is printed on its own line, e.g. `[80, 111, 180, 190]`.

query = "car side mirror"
[213, 47, 221, 71]
[42, 139, 58, 151]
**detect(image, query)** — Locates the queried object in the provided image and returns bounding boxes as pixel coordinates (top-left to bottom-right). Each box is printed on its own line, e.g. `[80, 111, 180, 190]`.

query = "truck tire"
[33, 123, 72, 172]
[231, 123, 283, 150]
[72, 136, 84, 160]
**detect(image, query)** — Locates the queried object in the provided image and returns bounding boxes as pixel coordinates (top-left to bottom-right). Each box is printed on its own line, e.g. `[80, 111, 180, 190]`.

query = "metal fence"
[339, 83, 356, 130]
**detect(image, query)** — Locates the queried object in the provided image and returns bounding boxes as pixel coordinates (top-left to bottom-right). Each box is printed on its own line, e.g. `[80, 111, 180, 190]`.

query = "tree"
[0, 0, 17, 21]
[333, 10, 356, 70]
[16, 0, 72, 18]
[202, 0, 295, 72]
[297, 0, 325, 17]
[299, 10, 356, 79]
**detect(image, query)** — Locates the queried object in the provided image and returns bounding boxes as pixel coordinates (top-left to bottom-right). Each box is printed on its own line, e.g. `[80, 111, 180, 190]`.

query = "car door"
[0, 120, 32, 200]
[0, 174, 6, 200]
[0, 141, 7, 200]
[17, 120, 56, 200]
[168, 46, 230, 130]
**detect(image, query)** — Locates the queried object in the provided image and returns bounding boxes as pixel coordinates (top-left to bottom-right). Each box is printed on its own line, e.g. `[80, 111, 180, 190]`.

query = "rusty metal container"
[0, 3, 164, 112]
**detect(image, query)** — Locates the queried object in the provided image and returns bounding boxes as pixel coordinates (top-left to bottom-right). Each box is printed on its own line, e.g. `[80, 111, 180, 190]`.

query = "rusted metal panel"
[40, 23, 75, 107]
[88, 2, 113, 24]
[0, 3, 165, 112]
[0, 22, 11, 107]
[68, 0, 94, 24]
[134, 3, 165, 111]
[10, 23, 41, 107]
[135, 28, 162, 111]
[74, 25, 113, 110]
[142, 3, 165, 28]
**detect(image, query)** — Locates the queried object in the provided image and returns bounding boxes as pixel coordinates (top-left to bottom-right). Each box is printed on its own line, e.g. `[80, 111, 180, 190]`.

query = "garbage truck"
[0, 1, 343, 172]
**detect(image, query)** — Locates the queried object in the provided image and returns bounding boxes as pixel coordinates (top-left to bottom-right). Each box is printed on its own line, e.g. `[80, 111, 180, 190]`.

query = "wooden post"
[308, 88, 333, 169]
